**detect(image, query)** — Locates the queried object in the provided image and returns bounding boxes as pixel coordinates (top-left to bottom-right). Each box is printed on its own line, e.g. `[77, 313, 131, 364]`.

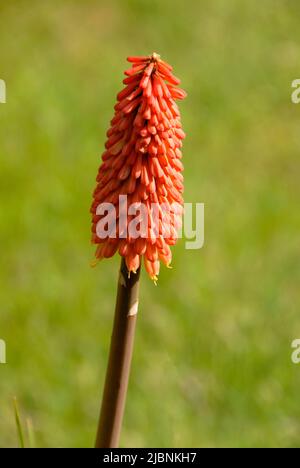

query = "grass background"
[0, 0, 300, 447]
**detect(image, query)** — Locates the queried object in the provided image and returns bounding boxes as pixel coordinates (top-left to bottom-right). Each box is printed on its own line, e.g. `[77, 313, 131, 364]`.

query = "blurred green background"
[0, 0, 300, 448]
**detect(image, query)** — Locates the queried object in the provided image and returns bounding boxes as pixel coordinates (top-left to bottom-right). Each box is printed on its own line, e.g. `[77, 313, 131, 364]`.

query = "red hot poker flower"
[91, 53, 186, 281]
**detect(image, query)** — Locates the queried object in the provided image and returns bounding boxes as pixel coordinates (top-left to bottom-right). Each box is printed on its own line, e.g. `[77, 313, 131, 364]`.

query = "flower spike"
[91, 53, 186, 280]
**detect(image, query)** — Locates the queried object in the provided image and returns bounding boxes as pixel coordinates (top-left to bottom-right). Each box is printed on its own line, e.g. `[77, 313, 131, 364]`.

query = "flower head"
[91, 53, 186, 281]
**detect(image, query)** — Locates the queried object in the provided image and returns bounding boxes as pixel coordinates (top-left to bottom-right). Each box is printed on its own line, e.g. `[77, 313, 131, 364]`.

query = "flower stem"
[95, 258, 141, 448]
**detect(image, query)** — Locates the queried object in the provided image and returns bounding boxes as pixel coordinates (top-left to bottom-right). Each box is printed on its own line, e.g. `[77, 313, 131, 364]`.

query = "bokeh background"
[0, 0, 300, 448]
